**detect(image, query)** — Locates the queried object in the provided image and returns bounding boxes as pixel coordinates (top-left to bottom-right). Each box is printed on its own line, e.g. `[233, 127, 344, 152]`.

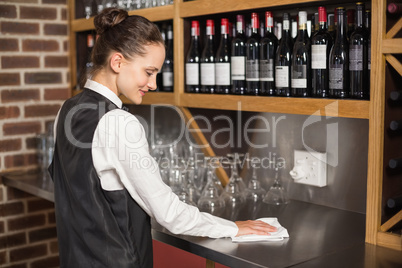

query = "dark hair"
[82, 8, 164, 85]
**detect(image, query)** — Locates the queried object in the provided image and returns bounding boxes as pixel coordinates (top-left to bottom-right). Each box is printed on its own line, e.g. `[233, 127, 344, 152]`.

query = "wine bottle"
[311, 6, 333, 98]
[312, 13, 319, 37]
[276, 22, 282, 41]
[390, 120, 402, 132]
[389, 158, 402, 170]
[86, 33, 94, 75]
[388, 2, 402, 14]
[275, 13, 293, 97]
[291, 11, 311, 97]
[390, 90, 402, 102]
[162, 24, 173, 92]
[201, 19, 216, 94]
[245, 13, 261, 95]
[215, 18, 231, 94]
[231, 15, 247, 95]
[329, 7, 349, 98]
[349, 2, 369, 100]
[291, 20, 298, 42]
[347, 9, 355, 40]
[365, 9, 371, 98]
[387, 195, 402, 209]
[185, 20, 201, 93]
[260, 11, 278, 96]
[328, 13, 336, 41]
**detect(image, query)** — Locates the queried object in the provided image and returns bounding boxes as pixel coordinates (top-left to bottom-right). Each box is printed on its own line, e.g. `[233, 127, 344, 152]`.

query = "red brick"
[7, 187, 33, 201]
[44, 56, 68, 67]
[4, 153, 37, 169]
[0, 221, 4, 233]
[0, 39, 19, 52]
[25, 104, 60, 117]
[0, 202, 24, 217]
[1, 56, 40, 69]
[0, 232, 26, 250]
[29, 226, 57, 243]
[48, 211, 56, 224]
[44, 88, 69, 100]
[0, 139, 22, 153]
[49, 240, 58, 254]
[7, 214, 46, 231]
[22, 39, 58, 52]
[26, 136, 38, 150]
[31, 256, 60, 268]
[1, 21, 39, 35]
[20, 6, 57, 20]
[0, 73, 20, 86]
[9, 244, 47, 262]
[1, 89, 40, 103]
[61, 7, 67, 20]
[63, 40, 69, 52]
[3, 122, 41, 136]
[0, 251, 5, 265]
[44, 24, 67, 36]
[0, 5, 17, 18]
[0, 106, 20, 120]
[25, 72, 62, 84]
[9, 0, 37, 2]
[27, 199, 54, 213]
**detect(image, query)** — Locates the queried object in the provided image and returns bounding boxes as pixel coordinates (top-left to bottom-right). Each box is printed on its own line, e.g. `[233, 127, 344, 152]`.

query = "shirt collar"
[84, 79, 123, 109]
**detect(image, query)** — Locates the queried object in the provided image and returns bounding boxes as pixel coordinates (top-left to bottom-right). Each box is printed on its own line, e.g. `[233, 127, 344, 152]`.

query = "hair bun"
[94, 8, 129, 35]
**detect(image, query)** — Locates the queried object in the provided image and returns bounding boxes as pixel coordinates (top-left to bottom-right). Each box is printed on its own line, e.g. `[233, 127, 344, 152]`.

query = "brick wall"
[0, 0, 69, 267]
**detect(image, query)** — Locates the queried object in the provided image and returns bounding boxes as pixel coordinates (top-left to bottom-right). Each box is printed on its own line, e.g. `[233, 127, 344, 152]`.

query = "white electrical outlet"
[289, 150, 327, 187]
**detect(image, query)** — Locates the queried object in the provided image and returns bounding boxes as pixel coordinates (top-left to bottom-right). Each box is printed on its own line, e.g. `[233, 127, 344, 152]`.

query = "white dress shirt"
[55, 79, 238, 239]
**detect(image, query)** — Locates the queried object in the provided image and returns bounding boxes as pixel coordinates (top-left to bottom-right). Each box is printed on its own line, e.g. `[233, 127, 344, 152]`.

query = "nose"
[147, 75, 158, 91]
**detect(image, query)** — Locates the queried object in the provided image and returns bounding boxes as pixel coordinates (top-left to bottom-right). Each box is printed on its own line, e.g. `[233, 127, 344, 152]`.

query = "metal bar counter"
[2, 170, 401, 268]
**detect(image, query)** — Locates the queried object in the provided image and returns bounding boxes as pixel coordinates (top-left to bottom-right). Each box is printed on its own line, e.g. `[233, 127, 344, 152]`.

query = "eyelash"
[146, 71, 154, 77]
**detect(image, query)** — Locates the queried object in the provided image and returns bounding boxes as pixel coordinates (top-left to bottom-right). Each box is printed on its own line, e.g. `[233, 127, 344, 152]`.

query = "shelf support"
[380, 210, 402, 232]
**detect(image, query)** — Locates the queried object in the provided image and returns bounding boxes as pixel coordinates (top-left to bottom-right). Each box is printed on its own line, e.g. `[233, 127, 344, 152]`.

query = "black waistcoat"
[49, 89, 152, 268]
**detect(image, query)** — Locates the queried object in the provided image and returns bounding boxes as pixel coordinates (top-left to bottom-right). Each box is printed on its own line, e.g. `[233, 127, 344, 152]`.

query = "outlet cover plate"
[293, 150, 327, 187]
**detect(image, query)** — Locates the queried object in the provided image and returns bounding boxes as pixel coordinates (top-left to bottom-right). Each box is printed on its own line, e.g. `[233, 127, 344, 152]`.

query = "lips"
[139, 90, 145, 96]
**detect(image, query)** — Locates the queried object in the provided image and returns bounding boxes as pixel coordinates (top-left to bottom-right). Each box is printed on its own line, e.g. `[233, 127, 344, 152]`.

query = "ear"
[110, 52, 124, 73]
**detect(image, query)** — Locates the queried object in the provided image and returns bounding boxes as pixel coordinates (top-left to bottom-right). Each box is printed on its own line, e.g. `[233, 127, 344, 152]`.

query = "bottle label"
[201, 63, 216, 85]
[311, 44, 327, 69]
[231, 56, 246, 80]
[283, 20, 290, 30]
[291, 65, 307, 88]
[275, 66, 289, 87]
[163, 72, 173, 87]
[186, 63, 199, 85]
[349, 45, 363, 71]
[246, 59, 259, 81]
[260, 59, 274, 81]
[329, 64, 344, 89]
[215, 63, 231, 85]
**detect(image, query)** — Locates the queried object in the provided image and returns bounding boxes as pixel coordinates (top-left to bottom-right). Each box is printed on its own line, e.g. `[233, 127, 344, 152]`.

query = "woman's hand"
[235, 220, 277, 237]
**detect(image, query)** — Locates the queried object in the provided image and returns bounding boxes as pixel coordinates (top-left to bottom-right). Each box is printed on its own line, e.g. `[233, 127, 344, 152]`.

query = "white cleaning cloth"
[232, 217, 289, 242]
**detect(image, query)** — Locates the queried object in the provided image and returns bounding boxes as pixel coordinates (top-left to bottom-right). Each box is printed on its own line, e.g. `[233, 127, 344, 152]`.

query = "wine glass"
[202, 163, 224, 196]
[183, 167, 201, 204]
[244, 158, 266, 204]
[197, 185, 225, 217]
[225, 153, 246, 193]
[263, 165, 289, 205]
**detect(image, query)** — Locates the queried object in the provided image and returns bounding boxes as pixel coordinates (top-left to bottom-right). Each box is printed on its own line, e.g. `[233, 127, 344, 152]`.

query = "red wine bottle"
[185, 20, 201, 93]
[347, 9, 355, 40]
[390, 120, 402, 132]
[311, 6, 333, 98]
[349, 2, 369, 100]
[389, 158, 402, 170]
[260, 11, 278, 96]
[291, 11, 311, 97]
[275, 13, 293, 97]
[162, 24, 173, 92]
[245, 13, 261, 95]
[388, 2, 402, 14]
[390, 90, 402, 102]
[231, 15, 246, 95]
[328, 13, 336, 41]
[215, 18, 231, 94]
[201, 19, 216, 94]
[329, 7, 349, 98]
[365, 9, 371, 98]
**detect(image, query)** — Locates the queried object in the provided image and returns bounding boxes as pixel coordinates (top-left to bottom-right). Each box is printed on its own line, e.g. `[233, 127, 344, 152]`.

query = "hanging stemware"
[263, 165, 289, 205]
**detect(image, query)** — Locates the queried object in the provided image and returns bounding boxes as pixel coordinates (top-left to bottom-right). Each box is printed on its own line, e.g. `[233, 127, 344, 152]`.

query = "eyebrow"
[147, 66, 159, 72]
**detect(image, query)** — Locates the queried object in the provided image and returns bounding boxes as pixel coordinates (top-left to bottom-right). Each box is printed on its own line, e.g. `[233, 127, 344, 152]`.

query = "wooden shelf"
[70, 5, 174, 32]
[179, 0, 324, 17]
[179, 94, 370, 119]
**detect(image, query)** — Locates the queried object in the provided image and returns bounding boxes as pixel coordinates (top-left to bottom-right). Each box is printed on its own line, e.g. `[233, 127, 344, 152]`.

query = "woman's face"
[117, 43, 165, 105]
